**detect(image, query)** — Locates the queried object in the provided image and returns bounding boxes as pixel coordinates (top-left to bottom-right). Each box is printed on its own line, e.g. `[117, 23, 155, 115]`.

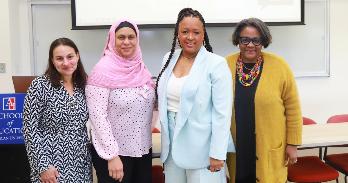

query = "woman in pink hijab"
[86, 20, 154, 183]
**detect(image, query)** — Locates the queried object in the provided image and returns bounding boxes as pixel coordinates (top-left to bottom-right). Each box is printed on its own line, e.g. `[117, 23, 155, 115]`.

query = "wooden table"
[301, 122, 348, 148]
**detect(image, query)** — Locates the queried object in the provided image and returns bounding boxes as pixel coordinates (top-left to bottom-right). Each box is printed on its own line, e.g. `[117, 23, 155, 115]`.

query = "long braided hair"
[155, 8, 213, 101]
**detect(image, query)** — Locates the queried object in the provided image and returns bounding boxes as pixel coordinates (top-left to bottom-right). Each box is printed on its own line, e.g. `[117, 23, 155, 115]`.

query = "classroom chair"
[287, 117, 339, 183]
[152, 165, 165, 183]
[324, 114, 348, 183]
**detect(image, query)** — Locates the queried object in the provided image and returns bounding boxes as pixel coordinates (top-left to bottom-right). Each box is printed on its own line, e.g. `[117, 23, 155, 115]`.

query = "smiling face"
[114, 27, 137, 59]
[52, 45, 79, 78]
[238, 26, 263, 63]
[178, 16, 205, 57]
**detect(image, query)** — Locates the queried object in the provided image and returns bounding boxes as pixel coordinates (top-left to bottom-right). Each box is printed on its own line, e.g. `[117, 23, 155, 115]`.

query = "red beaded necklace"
[236, 54, 263, 87]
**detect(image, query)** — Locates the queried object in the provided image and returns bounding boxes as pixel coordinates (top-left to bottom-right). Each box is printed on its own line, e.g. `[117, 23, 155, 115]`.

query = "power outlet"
[0, 63, 6, 73]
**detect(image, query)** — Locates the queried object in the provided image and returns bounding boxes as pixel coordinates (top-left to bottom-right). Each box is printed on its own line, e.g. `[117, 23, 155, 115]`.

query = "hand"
[108, 156, 124, 182]
[209, 157, 224, 172]
[285, 145, 298, 166]
[40, 165, 59, 183]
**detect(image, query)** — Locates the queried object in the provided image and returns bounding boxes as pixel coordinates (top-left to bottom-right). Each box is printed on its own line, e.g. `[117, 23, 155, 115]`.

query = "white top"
[167, 74, 188, 112]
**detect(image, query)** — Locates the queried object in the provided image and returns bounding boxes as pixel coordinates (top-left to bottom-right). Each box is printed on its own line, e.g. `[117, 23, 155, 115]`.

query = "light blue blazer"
[157, 46, 235, 169]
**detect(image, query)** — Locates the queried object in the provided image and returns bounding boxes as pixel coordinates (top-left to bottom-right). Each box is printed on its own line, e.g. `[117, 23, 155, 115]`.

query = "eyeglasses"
[239, 37, 262, 46]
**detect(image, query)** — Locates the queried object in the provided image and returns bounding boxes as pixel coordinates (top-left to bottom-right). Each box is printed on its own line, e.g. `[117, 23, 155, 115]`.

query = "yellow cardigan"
[226, 52, 302, 183]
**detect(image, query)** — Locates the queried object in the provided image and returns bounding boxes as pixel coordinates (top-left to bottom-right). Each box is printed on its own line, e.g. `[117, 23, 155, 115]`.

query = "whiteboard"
[72, 0, 303, 28]
[31, 0, 329, 77]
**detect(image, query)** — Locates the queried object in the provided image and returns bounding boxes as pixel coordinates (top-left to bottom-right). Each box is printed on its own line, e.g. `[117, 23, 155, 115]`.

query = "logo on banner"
[3, 97, 16, 111]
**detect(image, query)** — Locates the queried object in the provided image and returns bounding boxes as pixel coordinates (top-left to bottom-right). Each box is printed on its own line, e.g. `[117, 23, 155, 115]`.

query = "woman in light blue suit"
[155, 8, 234, 183]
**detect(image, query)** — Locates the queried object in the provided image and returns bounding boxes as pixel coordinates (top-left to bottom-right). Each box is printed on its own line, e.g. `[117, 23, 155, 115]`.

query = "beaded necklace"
[236, 54, 263, 87]
[243, 64, 253, 71]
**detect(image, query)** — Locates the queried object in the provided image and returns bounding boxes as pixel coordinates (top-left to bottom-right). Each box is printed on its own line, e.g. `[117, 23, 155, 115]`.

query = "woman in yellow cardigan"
[226, 18, 302, 183]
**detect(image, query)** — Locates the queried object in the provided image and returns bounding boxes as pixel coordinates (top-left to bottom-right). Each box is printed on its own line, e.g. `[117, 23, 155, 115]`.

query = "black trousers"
[91, 145, 151, 183]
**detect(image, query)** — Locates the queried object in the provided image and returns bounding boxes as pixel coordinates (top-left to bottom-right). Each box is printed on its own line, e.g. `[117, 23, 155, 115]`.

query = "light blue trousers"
[164, 111, 227, 183]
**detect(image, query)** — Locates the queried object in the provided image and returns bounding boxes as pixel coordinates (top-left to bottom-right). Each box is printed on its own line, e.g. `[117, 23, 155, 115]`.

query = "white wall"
[0, 0, 347, 123]
[8, 0, 32, 75]
[0, 0, 14, 93]
[31, 1, 329, 78]
[0, 0, 31, 93]
[297, 0, 348, 123]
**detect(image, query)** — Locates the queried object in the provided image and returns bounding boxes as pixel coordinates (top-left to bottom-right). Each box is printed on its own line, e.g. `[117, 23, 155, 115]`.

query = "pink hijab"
[87, 19, 154, 89]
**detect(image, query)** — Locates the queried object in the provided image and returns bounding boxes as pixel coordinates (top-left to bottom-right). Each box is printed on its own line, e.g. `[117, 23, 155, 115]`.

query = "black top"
[235, 62, 263, 183]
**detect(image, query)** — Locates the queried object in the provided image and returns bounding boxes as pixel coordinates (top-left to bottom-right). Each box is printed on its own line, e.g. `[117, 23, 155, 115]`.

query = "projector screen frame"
[71, 0, 305, 30]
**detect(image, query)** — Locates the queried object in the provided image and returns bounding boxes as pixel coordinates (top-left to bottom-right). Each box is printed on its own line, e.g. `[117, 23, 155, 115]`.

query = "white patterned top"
[23, 75, 92, 183]
[86, 85, 155, 160]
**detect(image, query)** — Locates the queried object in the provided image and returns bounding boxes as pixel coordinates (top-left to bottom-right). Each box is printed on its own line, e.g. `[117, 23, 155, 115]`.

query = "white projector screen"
[72, 0, 304, 29]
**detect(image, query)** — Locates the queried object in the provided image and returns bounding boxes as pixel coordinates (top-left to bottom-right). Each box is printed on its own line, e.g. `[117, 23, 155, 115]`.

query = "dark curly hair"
[155, 8, 213, 100]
